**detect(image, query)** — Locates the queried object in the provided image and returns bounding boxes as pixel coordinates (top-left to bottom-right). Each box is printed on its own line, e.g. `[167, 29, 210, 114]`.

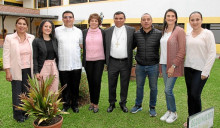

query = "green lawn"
[0, 48, 2, 58]
[0, 47, 219, 127]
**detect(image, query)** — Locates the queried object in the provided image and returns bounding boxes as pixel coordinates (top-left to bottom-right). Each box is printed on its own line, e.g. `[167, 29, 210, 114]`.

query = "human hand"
[159, 73, 163, 77]
[36, 73, 42, 81]
[6, 71, 12, 82]
[167, 66, 175, 78]
[201, 75, 208, 80]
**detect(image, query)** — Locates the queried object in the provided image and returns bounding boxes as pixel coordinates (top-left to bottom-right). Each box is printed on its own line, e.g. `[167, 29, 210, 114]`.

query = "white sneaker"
[166, 112, 178, 123]
[160, 111, 170, 121]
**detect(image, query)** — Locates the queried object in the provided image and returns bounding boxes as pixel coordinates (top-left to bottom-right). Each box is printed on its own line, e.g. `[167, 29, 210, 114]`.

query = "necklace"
[114, 27, 124, 48]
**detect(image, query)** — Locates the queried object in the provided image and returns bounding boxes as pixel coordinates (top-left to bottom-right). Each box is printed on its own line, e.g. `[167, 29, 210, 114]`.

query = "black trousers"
[11, 68, 31, 120]
[59, 69, 82, 109]
[184, 67, 208, 116]
[108, 57, 131, 105]
[85, 60, 105, 105]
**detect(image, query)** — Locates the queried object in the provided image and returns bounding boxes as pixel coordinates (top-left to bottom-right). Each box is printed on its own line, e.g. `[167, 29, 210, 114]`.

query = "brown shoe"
[93, 105, 99, 113]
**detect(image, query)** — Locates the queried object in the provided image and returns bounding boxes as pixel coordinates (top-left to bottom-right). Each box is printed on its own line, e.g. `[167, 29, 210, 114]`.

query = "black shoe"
[62, 105, 70, 112]
[16, 118, 25, 123]
[72, 107, 79, 113]
[93, 107, 99, 113]
[107, 104, 115, 113]
[120, 105, 128, 113]
[24, 114, 29, 120]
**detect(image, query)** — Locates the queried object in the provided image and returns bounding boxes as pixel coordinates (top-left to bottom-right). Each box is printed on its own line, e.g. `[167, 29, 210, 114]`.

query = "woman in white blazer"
[3, 17, 35, 123]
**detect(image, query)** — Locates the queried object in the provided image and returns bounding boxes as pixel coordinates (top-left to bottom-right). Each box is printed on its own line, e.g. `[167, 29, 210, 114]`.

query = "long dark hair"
[38, 19, 55, 40]
[162, 8, 178, 35]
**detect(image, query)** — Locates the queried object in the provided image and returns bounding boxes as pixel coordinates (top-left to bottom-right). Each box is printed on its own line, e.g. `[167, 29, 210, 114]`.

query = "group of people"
[3, 8, 216, 127]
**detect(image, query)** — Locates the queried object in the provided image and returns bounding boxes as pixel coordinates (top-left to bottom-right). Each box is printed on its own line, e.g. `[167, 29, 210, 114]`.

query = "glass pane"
[49, 0, 61, 7]
[38, 0, 47, 8]
[69, 0, 87, 4]
[89, 0, 107, 2]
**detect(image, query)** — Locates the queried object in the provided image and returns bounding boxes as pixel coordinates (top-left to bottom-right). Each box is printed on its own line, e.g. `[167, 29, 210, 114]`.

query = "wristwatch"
[172, 64, 176, 69]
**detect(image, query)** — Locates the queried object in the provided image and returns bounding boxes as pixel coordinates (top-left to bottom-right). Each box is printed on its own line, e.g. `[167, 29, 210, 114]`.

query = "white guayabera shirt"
[55, 25, 83, 71]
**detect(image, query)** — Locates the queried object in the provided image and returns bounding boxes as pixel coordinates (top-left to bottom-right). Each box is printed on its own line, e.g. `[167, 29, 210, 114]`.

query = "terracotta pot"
[33, 115, 63, 128]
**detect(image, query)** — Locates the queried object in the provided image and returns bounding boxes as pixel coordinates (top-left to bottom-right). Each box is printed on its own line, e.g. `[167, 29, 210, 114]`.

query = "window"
[49, 0, 61, 7]
[69, 0, 87, 4]
[38, 0, 47, 8]
[4, 2, 22, 7]
[37, 0, 61, 8]
[210, 24, 220, 44]
[89, 0, 107, 2]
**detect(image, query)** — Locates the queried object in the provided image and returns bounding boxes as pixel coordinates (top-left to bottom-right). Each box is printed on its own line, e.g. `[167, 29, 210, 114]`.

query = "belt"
[110, 56, 127, 61]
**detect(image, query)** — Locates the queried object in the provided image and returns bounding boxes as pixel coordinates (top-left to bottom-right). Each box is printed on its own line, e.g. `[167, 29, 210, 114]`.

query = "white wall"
[23, 0, 34, 8]
[40, 0, 220, 21]
[0, 17, 17, 34]
[63, 0, 69, 6]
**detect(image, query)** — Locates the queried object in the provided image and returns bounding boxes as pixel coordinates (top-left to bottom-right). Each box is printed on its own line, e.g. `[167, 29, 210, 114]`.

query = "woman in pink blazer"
[3, 17, 35, 123]
[159, 9, 186, 123]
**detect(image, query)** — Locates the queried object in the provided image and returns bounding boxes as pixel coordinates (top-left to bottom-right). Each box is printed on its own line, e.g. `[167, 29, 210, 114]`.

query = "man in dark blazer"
[105, 11, 135, 113]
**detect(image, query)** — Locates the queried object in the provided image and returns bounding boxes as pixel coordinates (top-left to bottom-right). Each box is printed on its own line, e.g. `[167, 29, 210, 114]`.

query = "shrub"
[78, 72, 90, 106]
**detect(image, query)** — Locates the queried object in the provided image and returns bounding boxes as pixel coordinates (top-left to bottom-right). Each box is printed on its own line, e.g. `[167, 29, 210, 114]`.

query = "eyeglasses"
[63, 16, 73, 19]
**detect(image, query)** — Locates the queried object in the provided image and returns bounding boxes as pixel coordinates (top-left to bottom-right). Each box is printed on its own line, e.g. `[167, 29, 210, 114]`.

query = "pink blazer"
[166, 26, 186, 77]
[3, 32, 35, 80]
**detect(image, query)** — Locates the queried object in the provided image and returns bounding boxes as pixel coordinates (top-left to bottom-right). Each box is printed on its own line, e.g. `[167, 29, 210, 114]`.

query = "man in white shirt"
[105, 11, 135, 113]
[55, 10, 83, 113]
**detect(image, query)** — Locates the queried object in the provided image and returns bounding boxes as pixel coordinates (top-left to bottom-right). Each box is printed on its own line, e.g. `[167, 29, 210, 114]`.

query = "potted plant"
[16, 75, 68, 128]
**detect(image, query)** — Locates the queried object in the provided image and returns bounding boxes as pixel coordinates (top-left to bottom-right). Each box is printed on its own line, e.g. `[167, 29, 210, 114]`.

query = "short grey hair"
[141, 13, 152, 20]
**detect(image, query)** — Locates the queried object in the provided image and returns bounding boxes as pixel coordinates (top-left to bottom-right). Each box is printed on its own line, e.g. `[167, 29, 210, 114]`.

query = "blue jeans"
[135, 63, 159, 107]
[161, 64, 177, 112]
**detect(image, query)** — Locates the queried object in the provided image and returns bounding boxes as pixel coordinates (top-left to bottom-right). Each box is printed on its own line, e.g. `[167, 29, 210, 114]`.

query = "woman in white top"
[184, 11, 216, 127]
[159, 8, 186, 124]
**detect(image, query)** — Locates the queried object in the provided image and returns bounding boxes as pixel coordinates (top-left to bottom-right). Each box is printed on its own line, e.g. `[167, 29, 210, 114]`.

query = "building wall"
[1, 0, 220, 51]
[0, 4, 40, 37]
[39, 0, 220, 52]
[0, 4, 39, 14]
[23, 0, 34, 8]
[40, 0, 220, 24]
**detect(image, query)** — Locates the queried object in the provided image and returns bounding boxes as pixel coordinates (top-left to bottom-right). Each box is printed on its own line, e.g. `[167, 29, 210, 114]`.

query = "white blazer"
[3, 32, 35, 80]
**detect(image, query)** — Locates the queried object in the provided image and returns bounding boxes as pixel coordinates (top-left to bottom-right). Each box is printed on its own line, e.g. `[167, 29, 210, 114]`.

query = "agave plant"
[16, 75, 68, 125]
